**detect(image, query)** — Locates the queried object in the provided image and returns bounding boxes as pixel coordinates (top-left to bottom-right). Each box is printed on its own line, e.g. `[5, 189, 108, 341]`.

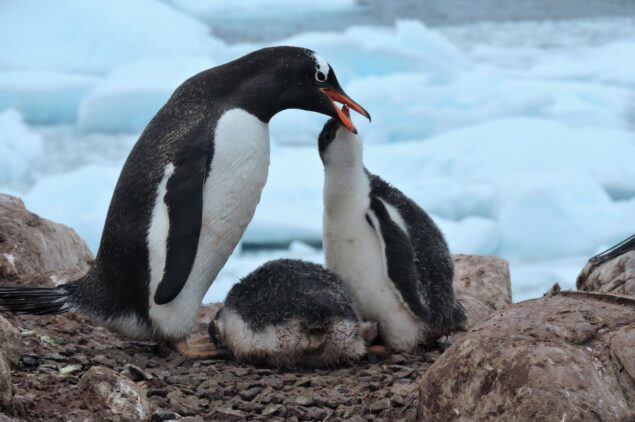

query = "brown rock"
[0, 193, 92, 286]
[577, 251, 635, 297]
[0, 315, 18, 407]
[452, 254, 512, 328]
[78, 366, 151, 421]
[417, 292, 635, 421]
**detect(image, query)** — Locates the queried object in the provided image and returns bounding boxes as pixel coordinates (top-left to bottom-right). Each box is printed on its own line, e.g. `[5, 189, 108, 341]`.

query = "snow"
[1, 7, 635, 303]
[0, 71, 98, 124]
[498, 172, 627, 260]
[0, 0, 219, 74]
[165, 0, 356, 22]
[0, 110, 44, 186]
[436, 217, 501, 256]
[77, 57, 216, 133]
[406, 118, 635, 201]
[531, 40, 635, 88]
[22, 165, 119, 251]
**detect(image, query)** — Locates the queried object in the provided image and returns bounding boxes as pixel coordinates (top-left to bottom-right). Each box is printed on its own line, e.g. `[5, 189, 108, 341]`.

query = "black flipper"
[589, 234, 635, 266]
[367, 196, 431, 322]
[153, 129, 213, 305]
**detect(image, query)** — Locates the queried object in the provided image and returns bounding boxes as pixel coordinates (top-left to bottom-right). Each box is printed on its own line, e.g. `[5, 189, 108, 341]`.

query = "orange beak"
[320, 88, 371, 134]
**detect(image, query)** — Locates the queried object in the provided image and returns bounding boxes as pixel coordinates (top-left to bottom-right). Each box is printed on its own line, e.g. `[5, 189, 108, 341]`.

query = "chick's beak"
[320, 88, 371, 134]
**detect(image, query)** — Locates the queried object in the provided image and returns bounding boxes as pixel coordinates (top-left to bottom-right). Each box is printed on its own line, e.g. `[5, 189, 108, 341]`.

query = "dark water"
[210, 0, 635, 42]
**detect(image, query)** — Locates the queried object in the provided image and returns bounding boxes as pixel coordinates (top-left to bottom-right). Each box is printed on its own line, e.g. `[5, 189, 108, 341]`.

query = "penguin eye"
[315, 70, 327, 83]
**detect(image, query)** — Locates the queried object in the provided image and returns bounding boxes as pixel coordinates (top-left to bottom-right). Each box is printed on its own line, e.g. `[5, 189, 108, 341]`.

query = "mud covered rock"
[417, 292, 635, 421]
[0, 315, 18, 407]
[577, 251, 635, 297]
[78, 366, 151, 421]
[452, 254, 511, 328]
[0, 193, 92, 287]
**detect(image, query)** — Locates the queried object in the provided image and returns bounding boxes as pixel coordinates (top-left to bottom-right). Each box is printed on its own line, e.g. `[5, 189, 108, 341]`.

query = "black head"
[318, 105, 361, 164]
[215, 46, 371, 132]
[318, 116, 343, 163]
[207, 308, 224, 347]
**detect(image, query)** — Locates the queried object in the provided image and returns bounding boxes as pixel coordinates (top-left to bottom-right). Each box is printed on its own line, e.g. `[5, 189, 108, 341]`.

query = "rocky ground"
[0, 194, 510, 421]
[2, 193, 635, 421]
[2, 307, 434, 421]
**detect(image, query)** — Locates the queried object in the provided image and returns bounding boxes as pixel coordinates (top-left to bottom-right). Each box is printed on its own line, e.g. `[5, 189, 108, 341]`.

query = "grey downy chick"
[208, 259, 377, 368]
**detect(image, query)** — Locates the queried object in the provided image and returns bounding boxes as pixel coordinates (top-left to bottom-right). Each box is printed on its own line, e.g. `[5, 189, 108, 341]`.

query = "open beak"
[320, 88, 371, 134]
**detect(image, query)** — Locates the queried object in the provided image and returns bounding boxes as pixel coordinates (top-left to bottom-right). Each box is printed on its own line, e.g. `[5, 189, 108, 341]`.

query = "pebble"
[294, 395, 315, 407]
[240, 386, 263, 401]
[391, 395, 405, 406]
[369, 398, 391, 413]
[208, 408, 247, 421]
[262, 404, 282, 416]
[21, 356, 38, 366]
[91, 354, 115, 367]
[124, 363, 153, 381]
[147, 388, 168, 397]
[293, 377, 311, 387]
[262, 376, 284, 389]
[307, 407, 329, 420]
[287, 406, 308, 419]
[45, 352, 66, 362]
[150, 409, 181, 421]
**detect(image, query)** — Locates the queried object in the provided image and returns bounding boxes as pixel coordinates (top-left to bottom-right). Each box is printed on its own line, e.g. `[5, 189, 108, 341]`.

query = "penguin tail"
[0, 283, 78, 315]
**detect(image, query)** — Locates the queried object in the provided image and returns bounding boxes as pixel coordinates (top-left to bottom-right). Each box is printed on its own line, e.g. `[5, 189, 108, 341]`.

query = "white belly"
[323, 194, 421, 351]
[149, 108, 270, 340]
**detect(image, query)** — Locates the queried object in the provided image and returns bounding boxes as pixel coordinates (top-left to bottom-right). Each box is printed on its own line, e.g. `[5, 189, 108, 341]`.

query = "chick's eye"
[315, 70, 327, 82]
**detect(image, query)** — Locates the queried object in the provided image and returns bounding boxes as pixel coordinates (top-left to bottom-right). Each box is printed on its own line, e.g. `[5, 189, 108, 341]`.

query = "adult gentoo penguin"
[208, 259, 376, 367]
[0, 47, 370, 356]
[319, 108, 465, 352]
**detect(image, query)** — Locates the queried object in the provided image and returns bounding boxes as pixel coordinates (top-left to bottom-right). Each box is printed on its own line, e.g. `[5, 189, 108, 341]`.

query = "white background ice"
[0, 0, 634, 303]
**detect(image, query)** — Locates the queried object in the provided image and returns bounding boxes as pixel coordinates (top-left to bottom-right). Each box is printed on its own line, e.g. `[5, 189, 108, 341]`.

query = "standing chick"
[319, 110, 466, 352]
[208, 259, 376, 367]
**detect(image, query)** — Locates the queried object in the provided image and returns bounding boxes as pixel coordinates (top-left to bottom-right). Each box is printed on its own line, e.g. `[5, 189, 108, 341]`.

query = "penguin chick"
[319, 112, 467, 352]
[208, 259, 376, 368]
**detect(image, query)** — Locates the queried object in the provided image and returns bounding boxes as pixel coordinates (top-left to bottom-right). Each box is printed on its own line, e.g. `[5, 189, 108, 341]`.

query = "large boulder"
[577, 251, 635, 297]
[0, 315, 18, 407]
[0, 193, 92, 287]
[452, 254, 511, 328]
[417, 292, 635, 421]
[78, 366, 151, 421]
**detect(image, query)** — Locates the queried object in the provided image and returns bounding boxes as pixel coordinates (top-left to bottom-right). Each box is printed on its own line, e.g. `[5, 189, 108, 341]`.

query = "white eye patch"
[311, 52, 331, 82]
[315, 69, 327, 82]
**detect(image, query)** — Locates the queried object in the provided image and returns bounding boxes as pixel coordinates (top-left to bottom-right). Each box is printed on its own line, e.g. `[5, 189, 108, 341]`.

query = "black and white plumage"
[208, 259, 376, 367]
[319, 116, 466, 352]
[588, 234, 635, 267]
[0, 47, 370, 347]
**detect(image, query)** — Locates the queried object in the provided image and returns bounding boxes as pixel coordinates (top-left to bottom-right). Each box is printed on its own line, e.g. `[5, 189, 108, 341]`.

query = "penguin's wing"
[366, 196, 431, 322]
[589, 233, 635, 266]
[154, 128, 213, 305]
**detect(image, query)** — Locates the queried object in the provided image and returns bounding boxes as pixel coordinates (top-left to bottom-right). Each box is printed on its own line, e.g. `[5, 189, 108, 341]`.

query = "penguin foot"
[173, 340, 233, 360]
[188, 335, 214, 346]
[366, 344, 390, 361]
